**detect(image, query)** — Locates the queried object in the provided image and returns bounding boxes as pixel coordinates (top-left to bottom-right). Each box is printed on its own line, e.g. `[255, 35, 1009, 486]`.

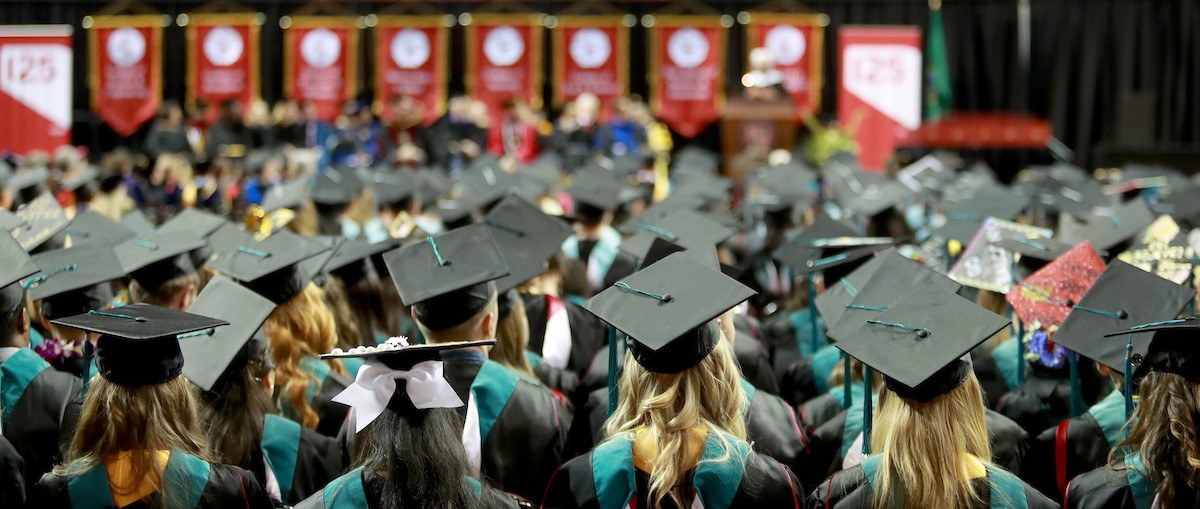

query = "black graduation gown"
[733, 332, 780, 395]
[284, 356, 352, 437]
[258, 413, 347, 506]
[810, 456, 1057, 509]
[0, 436, 24, 507]
[0, 348, 83, 494]
[527, 352, 583, 403]
[1064, 453, 1156, 509]
[294, 467, 521, 509]
[442, 355, 572, 504]
[523, 293, 609, 384]
[1023, 389, 1126, 500]
[542, 431, 804, 509]
[973, 344, 1013, 407]
[996, 361, 1109, 435]
[31, 450, 274, 509]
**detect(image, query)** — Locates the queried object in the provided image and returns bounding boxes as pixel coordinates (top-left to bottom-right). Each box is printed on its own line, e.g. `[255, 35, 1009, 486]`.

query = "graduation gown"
[0, 436, 23, 507]
[259, 413, 347, 506]
[733, 332, 779, 395]
[799, 381, 864, 431]
[442, 353, 572, 503]
[811, 454, 1057, 509]
[523, 293, 609, 381]
[0, 347, 82, 494]
[760, 307, 827, 385]
[1065, 453, 1156, 509]
[283, 356, 352, 437]
[1024, 389, 1127, 500]
[542, 430, 804, 509]
[31, 450, 274, 509]
[996, 361, 1109, 435]
[294, 467, 520, 509]
[526, 351, 583, 402]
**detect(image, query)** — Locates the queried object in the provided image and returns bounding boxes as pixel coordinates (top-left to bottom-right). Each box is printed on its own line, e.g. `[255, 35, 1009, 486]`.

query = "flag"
[924, 0, 952, 120]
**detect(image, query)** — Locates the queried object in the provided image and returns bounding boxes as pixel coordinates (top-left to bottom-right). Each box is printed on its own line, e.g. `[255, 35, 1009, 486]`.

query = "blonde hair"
[128, 272, 200, 308]
[870, 373, 992, 509]
[55, 376, 210, 500]
[490, 298, 535, 378]
[603, 334, 747, 509]
[264, 283, 343, 428]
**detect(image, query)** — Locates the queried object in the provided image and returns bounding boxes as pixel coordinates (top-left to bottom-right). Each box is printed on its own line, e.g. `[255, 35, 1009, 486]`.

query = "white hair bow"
[332, 359, 463, 433]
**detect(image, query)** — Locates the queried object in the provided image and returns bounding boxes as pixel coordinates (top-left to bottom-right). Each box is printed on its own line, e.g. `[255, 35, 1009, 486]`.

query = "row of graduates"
[0, 145, 1197, 508]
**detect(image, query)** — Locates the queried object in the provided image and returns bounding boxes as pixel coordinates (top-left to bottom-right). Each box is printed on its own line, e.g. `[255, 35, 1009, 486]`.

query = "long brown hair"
[871, 374, 993, 509]
[320, 276, 367, 350]
[264, 283, 343, 428]
[194, 340, 277, 468]
[1111, 371, 1200, 507]
[490, 297, 535, 378]
[55, 376, 211, 501]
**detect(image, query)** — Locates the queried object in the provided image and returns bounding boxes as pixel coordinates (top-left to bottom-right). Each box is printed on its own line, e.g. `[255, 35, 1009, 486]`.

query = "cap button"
[1118, 310, 1129, 319]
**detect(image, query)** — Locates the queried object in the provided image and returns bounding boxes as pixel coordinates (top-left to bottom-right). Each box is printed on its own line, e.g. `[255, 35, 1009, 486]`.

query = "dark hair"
[359, 403, 482, 509]
[1111, 371, 1200, 507]
[0, 287, 24, 348]
[193, 337, 276, 468]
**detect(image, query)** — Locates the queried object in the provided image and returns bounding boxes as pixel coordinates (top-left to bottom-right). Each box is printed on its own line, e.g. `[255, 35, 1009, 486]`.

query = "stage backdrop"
[284, 15, 359, 122]
[465, 13, 544, 123]
[185, 10, 260, 112]
[648, 15, 725, 139]
[374, 15, 448, 126]
[744, 11, 825, 120]
[0, 25, 72, 154]
[838, 25, 922, 172]
[552, 14, 628, 117]
[87, 14, 161, 136]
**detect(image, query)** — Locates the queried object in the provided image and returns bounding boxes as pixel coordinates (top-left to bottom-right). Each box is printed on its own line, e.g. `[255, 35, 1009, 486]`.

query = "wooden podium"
[720, 96, 798, 179]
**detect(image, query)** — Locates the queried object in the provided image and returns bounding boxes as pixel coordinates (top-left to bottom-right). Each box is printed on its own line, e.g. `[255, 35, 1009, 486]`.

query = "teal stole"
[261, 414, 302, 502]
[321, 468, 485, 508]
[298, 356, 331, 407]
[340, 357, 365, 379]
[1086, 389, 1127, 449]
[1, 347, 50, 423]
[990, 338, 1021, 391]
[859, 454, 1028, 508]
[66, 450, 211, 509]
[591, 430, 750, 509]
[525, 351, 543, 369]
[470, 360, 524, 447]
[1123, 452, 1153, 509]
[811, 345, 841, 394]
[790, 307, 827, 358]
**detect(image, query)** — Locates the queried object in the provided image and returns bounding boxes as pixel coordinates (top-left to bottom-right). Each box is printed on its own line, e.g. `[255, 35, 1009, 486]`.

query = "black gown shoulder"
[2, 354, 83, 494]
[1065, 466, 1139, 509]
[0, 435, 24, 507]
[800, 393, 844, 430]
[30, 460, 274, 509]
[1024, 412, 1109, 499]
[811, 463, 1059, 509]
[743, 384, 810, 474]
[986, 408, 1030, 475]
[735, 332, 780, 394]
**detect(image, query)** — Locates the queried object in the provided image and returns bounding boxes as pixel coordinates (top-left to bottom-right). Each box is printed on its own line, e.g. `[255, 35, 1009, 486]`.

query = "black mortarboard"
[262, 179, 311, 213]
[364, 170, 417, 206]
[744, 163, 818, 209]
[322, 338, 496, 371]
[383, 224, 510, 330]
[618, 210, 734, 265]
[312, 168, 364, 206]
[616, 195, 705, 235]
[569, 172, 626, 212]
[1059, 200, 1156, 252]
[27, 244, 125, 319]
[430, 198, 481, 227]
[483, 194, 573, 292]
[158, 209, 228, 238]
[583, 252, 756, 373]
[0, 233, 38, 317]
[8, 167, 50, 198]
[324, 238, 400, 287]
[814, 249, 888, 327]
[992, 237, 1074, 263]
[206, 222, 257, 258]
[116, 233, 205, 289]
[456, 166, 521, 211]
[51, 304, 228, 387]
[414, 168, 451, 206]
[61, 166, 99, 192]
[65, 211, 137, 248]
[12, 193, 69, 252]
[1055, 260, 1193, 370]
[207, 230, 331, 304]
[1104, 317, 1200, 382]
[120, 209, 157, 236]
[673, 173, 733, 206]
[0, 209, 21, 232]
[835, 280, 1009, 401]
[824, 161, 912, 217]
[941, 188, 1029, 223]
[827, 251, 962, 341]
[297, 235, 343, 285]
[180, 276, 277, 391]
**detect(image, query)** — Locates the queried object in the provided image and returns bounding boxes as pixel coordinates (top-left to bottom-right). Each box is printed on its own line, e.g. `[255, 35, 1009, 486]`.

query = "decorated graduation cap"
[0, 233, 39, 319]
[262, 178, 312, 213]
[324, 338, 496, 432]
[827, 251, 962, 342]
[51, 304, 228, 387]
[116, 233, 205, 290]
[482, 194, 573, 292]
[180, 276, 276, 392]
[12, 193, 69, 252]
[383, 224, 510, 330]
[206, 230, 332, 304]
[619, 209, 734, 265]
[1115, 215, 1196, 285]
[836, 280, 1010, 401]
[1054, 260, 1193, 371]
[312, 167, 365, 206]
[948, 218, 1053, 293]
[65, 211, 137, 248]
[582, 252, 756, 373]
[1059, 199, 1155, 252]
[1006, 241, 1106, 332]
[27, 244, 126, 320]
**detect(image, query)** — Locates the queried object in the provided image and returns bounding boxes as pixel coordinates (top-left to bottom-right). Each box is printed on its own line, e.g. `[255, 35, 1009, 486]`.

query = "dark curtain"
[0, 0, 1195, 168]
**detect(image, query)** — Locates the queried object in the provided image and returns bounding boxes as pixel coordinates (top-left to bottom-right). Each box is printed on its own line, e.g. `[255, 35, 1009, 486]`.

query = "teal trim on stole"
[591, 437, 636, 509]
[261, 414, 302, 502]
[991, 338, 1021, 391]
[790, 308, 827, 358]
[861, 455, 1029, 508]
[29, 328, 44, 348]
[470, 360, 521, 445]
[525, 351, 543, 369]
[811, 345, 841, 394]
[1, 347, 50, 423]
[739, 379, 757, 419]
[67, 450, 210, 509]
[1124, 453, 1153, 509]
[1087, 389, 1127, 449]
[340, 357, 365, 379]
[298, 356, 331, 407]
[692, 432, 751, 509]
[841, 398, 866, 458]
[323, 468, 368, 509]
[831, 382, 865, 411]
[465, 477, 483, 499]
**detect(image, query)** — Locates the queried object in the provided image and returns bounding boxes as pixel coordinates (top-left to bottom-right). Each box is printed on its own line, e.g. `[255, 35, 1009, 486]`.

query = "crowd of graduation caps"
[0, 109, 1199, 509]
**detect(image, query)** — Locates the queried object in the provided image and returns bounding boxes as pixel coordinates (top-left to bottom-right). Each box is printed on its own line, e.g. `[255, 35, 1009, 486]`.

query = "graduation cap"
[61, 166, 99, 193]
[1104, 317, 1200, 387]
[482, 194, 573, 292]
[673, 173, 733, 206]
[312, 168, 364, 206]
[1059, 200, 1156, 252]
[616, 195, 705, 235]
[364, 170, 418, 206]
[1005, 241, 1106, 330]
[383, 224, 510, 330]
[180, 276, 277, 392]
[827, 251, 962, 341]
[568, 171, 626, 214]
[0, 233, 39, 318]
[27, 244, 126, 320]
[65, 211, 137, 248]
[207, 230, 332, 304]
[835, 280, 1010, 401]
[7, 166, 50, 198]
[0, 209, 22, 233]
[824, 160, 912, 217]
[206, 222, 257, 259]
[744, 163, 818, 210]
[582, 252, 756, 373]
[948, 218, 1053, 293]
[261, 179, 311, 213]
[116, 233, 205, 290]
[992, 237, 1074, 263]
[1054, 260, 1193, 371]
[456, 166, 522, 211]
[1115, 215, 1196, 285]
[814, 249, 888, 327]
[12, 193, 69, 252]
[120, 209, 157, 236]
[51, 304, 228, 387]
[158, 209, 228, 238]
[429, 199, 479, 228]
[618, 210, 734, 265]
[323, 238, 400, 287]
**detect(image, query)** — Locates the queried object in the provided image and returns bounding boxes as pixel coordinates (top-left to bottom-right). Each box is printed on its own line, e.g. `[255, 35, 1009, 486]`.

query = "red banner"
[88, 15, 162, 136]
[0, 25, 73, 154]
[838, 26, 922, 172]
[465, 14, 543, 123]
[745, 13, 825, 119]
[374, 16, 448, 126]
[649, 17, 725, 139]
[284, 17, 359, 122]
[552, 16, 628, 115]
[186, 12, 260, 112]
